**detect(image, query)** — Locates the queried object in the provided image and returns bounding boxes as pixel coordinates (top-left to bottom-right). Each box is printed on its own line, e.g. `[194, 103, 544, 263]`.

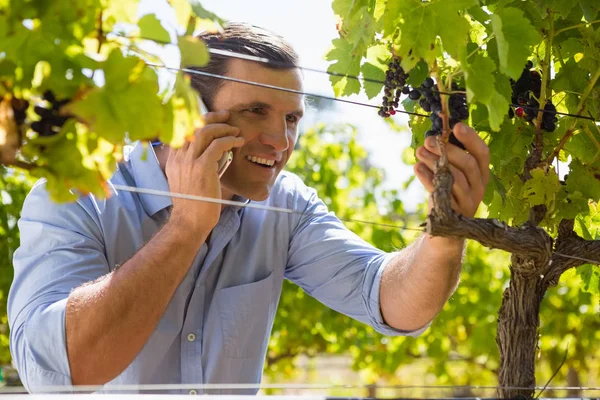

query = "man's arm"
[380, 122, 490, 331]
[65, 217, 210, 385]
[379, 235, 464, 331]
[67, 111, 243, 385]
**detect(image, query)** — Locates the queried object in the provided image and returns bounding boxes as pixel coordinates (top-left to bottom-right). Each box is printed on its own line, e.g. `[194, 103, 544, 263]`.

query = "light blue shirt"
[8, 142, 426, 394]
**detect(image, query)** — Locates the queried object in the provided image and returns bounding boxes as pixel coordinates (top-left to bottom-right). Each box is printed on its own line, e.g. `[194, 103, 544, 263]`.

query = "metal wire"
[145, 62, 428, 118]
[115, 32, 599, 123]
[4, 382, 598, 394]
[112, 184, 426, 233]
[112, 184, 600, 265]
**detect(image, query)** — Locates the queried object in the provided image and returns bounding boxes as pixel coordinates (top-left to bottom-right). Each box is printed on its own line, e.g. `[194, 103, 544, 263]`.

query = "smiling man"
[8, 23, 490, 394]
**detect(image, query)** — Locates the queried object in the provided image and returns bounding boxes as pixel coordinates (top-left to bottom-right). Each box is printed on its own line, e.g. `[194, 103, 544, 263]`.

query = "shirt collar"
[127, 141, 172, 217]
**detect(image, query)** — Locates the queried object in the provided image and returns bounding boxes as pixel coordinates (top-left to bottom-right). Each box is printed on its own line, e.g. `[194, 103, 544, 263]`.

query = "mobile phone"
[197, 94, 233, 178]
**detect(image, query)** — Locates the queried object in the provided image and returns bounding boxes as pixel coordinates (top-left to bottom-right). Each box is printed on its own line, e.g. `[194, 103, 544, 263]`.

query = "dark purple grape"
[449, 133, 466, 150]
[409, 89, 421, 100]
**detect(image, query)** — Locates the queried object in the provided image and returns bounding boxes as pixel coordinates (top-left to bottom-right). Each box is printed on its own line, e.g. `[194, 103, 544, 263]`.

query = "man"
[8, 23, 490, 394]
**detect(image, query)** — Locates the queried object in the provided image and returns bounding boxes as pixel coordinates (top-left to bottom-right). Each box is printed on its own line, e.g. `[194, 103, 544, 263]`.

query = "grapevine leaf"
[332, 0, 368, 19]
[564, 121, 600, 165]
[361, 44, 388, 99]
[361, 63, 385, 99]
[102, 0, 138, 33]
[343, 6, 377, 53]
[405, 60, 429, 88]
[177, 35, 210, 68]
[579, 264, 600, 295]
[381, 0, 402, 36]
[138, 14, 171, 44]
[490, 8, 542, 80]
[65, 49, 166, 144]
[435, 0, 476, 59]
[167, 71, 204, 147]
[553, 58, 588, 92]
[579, 0, 600, 21]
[463, 54, 509, 130]
[522, 167, 560, 210]
[168, 0, 193, 28]
[188, 1, 227, 26]
[325, 38, 361, 97]
[24, 120, 112, 202]
[483, 171, 506, 207]
[566, 159, 600, 201]
[533, 0, 578, 19]
[391, 0, 476, 71]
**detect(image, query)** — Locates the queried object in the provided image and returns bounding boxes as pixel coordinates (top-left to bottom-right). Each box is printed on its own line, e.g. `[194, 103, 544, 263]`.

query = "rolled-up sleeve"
[285, 182, 428, 337]
[8, 180, 108, 392]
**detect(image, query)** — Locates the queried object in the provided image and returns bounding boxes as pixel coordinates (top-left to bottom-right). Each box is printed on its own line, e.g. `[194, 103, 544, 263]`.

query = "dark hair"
[186, 22, 300, 110]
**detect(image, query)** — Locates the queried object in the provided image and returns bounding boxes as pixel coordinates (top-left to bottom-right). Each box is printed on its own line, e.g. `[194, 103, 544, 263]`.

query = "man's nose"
[259, 118, 289, 151]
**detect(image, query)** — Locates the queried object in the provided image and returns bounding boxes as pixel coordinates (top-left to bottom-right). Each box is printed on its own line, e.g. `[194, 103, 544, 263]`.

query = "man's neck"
[154, 145, 235, 207]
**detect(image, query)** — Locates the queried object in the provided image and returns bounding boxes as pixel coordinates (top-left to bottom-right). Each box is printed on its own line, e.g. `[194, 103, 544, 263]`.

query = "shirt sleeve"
[7, 180, 109, 393]
[285, 178, 429, 337]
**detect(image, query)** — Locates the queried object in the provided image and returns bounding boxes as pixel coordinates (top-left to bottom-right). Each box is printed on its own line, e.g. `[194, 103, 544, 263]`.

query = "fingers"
[414, 160, 463, 209]
[189, 122, 240, 159]
[203, 110, 232, 125]
[422, 129, 489, 201]
[415, 164, 460, 210]
[452, 123, 490, 185]
[202, 136, 245, 170]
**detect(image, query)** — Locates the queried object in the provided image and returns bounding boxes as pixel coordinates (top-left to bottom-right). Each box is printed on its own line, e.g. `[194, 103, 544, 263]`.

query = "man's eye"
[286, 115, 298, 123]
[249, 107, 265, 115]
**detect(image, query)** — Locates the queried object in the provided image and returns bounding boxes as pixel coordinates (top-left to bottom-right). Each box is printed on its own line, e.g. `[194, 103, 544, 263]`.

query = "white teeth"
[246, 156, 275, 167]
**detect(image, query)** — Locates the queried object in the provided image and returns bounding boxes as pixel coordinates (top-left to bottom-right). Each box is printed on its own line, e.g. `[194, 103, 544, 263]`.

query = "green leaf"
[535, 0, 578, 19]
[553, 58, 589, 95]
[138, 14, 171, 44]
[522, 167, 560, 209]
[361, 44, 388, 99]
[579, 264, 600, 295]
[65, 48, 166, 144]
[177, 35, 210, 68]
[188, 1, 227, 26]
[580, 0, 600, 21]
[361, 63, 385, 99]
[463, 54, 509, 130]
[392, 0, 476, 71]
[566, 159, 600, 201]
[490, 8, 542, 79]
[564, 121, 600, 165]
[325, 38, 362, 97]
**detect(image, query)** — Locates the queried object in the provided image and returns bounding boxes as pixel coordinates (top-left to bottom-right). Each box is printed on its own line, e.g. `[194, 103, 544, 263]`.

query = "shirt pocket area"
[217, 271, 275, 359]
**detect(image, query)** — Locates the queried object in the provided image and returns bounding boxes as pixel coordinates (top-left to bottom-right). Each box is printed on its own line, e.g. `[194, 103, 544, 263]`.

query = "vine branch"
[544, 219, 600, 286]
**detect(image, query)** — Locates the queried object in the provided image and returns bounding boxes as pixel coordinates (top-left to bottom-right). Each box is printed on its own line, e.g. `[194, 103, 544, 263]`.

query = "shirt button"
[189, 389, 197, 395]
[187, 333, 196, 342]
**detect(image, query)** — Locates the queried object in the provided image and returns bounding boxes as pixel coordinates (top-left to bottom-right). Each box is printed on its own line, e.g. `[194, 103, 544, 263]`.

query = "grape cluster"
[378, 56, 409, 117]
[10, 97, 29, 127]
[509, 61, 557, 132]
[408, 78, 469, 150]
[31, 91, 71, 137]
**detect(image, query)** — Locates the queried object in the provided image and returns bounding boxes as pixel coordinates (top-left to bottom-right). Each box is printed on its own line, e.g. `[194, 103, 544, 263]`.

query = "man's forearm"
[379, 234, 465, 331]
[65, 217, 209, 386]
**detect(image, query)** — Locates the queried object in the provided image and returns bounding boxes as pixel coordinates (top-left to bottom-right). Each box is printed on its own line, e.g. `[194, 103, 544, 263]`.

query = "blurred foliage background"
[0, 122, 598, 394]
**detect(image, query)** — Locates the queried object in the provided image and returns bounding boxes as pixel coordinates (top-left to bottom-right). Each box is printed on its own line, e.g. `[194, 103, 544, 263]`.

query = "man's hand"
[414, 122, 490, 217]
[165, 110, 244, 232]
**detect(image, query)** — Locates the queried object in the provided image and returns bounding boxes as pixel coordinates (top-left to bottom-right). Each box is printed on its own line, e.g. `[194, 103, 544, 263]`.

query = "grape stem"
[427, 66, 455, 223]
[544, 66, 600, 166]
[523, 14, 554, 225]
[554, 19, 600, 36]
